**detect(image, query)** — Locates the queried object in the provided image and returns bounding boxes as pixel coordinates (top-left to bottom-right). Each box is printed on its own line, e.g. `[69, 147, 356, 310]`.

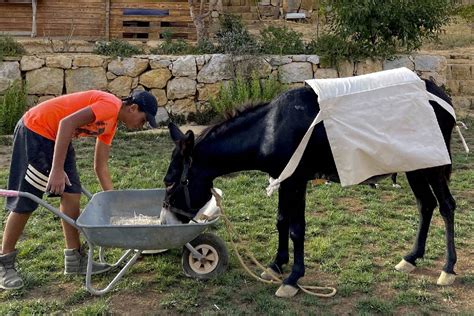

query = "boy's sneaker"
[64, 248, 112, 275]
[0, 250, 24, 290]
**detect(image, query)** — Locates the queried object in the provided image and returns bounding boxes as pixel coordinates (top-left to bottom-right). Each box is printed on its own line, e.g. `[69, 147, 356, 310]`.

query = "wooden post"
[105, 0, 110, 40]
[31, 0, 37, 37]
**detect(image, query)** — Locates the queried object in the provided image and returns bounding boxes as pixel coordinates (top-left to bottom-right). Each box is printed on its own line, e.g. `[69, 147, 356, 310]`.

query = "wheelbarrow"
[0, 188, 228, 295]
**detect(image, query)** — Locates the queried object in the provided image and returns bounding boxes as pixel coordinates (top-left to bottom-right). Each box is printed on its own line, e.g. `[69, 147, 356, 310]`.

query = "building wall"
[0, 0, 106, 38]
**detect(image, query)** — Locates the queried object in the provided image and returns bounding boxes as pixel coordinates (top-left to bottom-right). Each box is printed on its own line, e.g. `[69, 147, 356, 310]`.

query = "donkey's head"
[163, 123, 213, 222]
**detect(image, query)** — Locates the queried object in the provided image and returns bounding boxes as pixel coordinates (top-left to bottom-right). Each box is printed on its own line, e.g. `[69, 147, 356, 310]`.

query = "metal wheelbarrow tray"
[0, 188, 228, 295]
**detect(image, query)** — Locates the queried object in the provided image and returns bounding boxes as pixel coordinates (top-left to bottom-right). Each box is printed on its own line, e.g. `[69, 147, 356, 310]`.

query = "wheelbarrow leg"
[85, 242, 142, 295]
[185, 243, 205, 260]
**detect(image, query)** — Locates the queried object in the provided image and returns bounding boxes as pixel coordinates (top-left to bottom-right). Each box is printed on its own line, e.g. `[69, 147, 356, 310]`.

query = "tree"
[188, 0, 222, 42]
[317, 0, 453, 66]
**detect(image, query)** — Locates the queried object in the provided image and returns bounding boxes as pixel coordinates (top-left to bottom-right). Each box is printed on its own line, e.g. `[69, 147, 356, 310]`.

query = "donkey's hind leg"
[427, 169, 457, 285]
[395, 171, 437, 273]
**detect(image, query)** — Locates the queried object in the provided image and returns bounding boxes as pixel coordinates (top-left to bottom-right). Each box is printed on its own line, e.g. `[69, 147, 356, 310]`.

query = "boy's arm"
[94, 139, 113, 191]
[47, 107, 96, 195]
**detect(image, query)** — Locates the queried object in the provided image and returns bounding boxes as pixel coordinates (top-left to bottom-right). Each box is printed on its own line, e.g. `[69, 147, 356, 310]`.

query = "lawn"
[0, 119, 473, 315]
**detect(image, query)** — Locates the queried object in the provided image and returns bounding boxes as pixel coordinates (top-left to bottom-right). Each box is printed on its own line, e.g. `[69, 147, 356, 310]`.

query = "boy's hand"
[46, 168, 72, 195]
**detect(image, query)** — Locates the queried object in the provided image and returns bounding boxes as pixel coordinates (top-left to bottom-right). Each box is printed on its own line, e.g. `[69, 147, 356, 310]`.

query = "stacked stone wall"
[0, 53, 472, 119]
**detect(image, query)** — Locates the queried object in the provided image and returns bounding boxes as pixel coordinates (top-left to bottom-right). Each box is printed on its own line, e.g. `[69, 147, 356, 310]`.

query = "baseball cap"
[127, 90, 158, 128]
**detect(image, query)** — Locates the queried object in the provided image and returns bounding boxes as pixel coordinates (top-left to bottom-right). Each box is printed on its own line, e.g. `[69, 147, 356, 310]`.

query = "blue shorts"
[6, 119, 81, 213]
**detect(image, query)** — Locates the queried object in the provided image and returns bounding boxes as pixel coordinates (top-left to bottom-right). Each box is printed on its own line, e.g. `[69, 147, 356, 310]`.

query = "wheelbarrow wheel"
[182, 233, 228, 280]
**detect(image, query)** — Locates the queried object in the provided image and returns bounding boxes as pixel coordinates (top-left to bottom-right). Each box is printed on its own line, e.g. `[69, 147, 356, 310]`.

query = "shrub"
[192, 38, 218, 54]
[94, 39, 144, 57]
[323, 0, 453, 60]
[0, 80, 28, 135]
[259, 26, 305, 55]
[454, 4, 474, 22]
[150, 31, 192, 55]
[215, 14, 258, 55]
[209, 74, 287, 115]
[0, 36, 26, 60]
[306, 33, 352, 69]
[187, 108, 218, 125]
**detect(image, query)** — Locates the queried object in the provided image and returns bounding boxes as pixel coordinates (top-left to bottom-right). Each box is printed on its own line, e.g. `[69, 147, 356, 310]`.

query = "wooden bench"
[0, 0, 37, 37]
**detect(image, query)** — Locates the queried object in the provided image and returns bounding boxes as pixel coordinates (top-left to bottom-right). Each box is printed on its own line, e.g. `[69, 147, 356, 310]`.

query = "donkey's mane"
[196, 101, 270, 142]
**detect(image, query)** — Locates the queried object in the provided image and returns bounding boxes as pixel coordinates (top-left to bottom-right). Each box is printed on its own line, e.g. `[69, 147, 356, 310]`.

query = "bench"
[285, 12, 307, 22]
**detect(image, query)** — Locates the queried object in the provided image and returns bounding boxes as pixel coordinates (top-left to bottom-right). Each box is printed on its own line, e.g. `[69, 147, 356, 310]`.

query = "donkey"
[163, 79, 457, 297]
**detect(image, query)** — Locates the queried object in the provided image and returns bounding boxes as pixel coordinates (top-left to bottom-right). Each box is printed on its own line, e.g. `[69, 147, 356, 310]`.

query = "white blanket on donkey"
[267, 67, 455, 194]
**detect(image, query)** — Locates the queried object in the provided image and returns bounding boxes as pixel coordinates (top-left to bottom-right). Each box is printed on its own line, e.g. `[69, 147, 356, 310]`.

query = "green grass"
[0, 119, 473, 314]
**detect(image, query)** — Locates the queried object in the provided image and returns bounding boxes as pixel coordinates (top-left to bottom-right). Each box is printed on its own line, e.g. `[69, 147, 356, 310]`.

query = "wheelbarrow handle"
[0, 190, 80, 229]
[0, 189, 20, 197]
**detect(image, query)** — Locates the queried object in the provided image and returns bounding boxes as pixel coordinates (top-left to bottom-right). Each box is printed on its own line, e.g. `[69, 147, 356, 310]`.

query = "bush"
[215, 14, 259, 55]
[94, 39, 144, 57]
[0, 36, 26, 60]
[324, 0, 453, 60]
[209, 74, 287, 114]
[150, 31, 192, 55]
[192, 38, 218, 54]
[0, 80, 28, 135]
[259, 26, 305, 55]
[187, 108, 218, 125]
[306, 33, 351, 69]
[454, 4, 474, 22]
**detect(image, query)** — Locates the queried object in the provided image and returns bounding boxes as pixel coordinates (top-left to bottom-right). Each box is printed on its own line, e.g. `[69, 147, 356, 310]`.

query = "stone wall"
[0, 53, 472, 119]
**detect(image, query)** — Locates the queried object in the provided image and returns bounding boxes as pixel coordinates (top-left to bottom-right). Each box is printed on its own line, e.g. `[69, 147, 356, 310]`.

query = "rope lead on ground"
[211, 188, 337, 298]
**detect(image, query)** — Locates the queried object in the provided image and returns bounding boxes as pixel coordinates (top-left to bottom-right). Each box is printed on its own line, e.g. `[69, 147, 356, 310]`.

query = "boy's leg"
[1, 212, 29, 290]
[60, 193, 81, 250]
[1, 212, 31, 254]
[60, 193, 111, 275]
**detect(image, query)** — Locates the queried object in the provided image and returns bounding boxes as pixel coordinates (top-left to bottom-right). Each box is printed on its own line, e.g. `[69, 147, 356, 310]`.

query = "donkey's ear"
[168, 122, 184, 143]
[181, 130, 195, 157]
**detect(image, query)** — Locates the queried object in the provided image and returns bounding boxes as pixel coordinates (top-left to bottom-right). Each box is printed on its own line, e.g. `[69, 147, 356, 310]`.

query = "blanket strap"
[266, 112, 324, 196]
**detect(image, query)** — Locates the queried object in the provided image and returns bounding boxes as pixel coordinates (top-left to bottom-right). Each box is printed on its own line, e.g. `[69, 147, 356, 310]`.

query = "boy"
[0, 89, 158, 290]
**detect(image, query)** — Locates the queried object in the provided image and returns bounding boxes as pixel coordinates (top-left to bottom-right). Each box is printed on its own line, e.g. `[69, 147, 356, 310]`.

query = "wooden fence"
[0, 0, 196, 40]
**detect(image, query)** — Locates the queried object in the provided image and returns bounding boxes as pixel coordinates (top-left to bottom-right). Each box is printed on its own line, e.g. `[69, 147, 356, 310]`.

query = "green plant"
[321, 0, 453, 60]
[0, 80, 28, 135]
[0, 36, 26, 60]
[150, 31, 192, 55]
[187, 108, 218, 125]
[216, 14, 258, 55]
[307, 33, 351, 69]
[94, 39, 144, 57]
[454, 4, 474, 22]
[209, 74, 287, 114]
[259, 26, 305, 55]
[192, 38, 218, 54]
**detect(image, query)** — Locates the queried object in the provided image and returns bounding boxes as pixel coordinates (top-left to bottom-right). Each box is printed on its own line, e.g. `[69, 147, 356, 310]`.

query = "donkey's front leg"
[261, 186, 291, 281]
[275, 179, 307, 298]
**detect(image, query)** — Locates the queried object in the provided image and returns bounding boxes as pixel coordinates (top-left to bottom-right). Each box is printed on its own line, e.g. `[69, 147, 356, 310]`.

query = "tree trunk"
[189, 0, 209, 42]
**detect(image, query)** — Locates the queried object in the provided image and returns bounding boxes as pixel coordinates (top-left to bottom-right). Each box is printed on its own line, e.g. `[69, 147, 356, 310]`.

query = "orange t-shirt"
[23, 90, 122, 145]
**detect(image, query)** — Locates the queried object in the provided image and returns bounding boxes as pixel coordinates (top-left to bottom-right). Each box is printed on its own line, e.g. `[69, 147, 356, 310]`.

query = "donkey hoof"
[275, 284, 299, 298]
[261, 268, 282, 281]
[437, 271, 456, 286]
[395, 259, 416, 273]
